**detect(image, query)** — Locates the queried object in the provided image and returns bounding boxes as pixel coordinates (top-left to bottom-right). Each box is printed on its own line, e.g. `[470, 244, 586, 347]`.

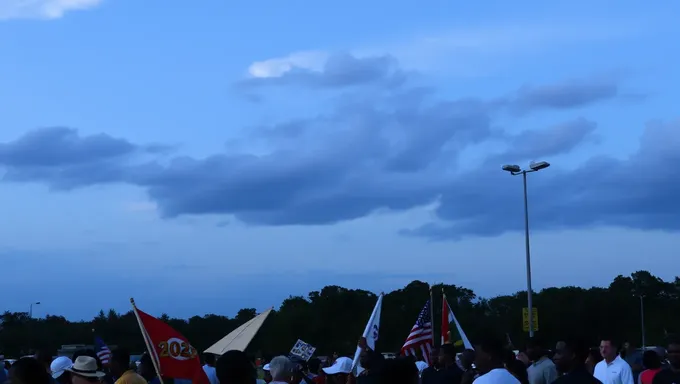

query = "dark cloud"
[489, 117, 599, 163]
[509, 77, 619, 113]
[405, 120, 680, 239]
[236, 53, 407, 90]
[0, 59, 667, 239]
[0, 127, 160, 189]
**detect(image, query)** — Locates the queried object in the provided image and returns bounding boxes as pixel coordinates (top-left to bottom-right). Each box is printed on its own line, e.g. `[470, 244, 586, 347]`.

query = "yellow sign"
[522, 307, 539, 332]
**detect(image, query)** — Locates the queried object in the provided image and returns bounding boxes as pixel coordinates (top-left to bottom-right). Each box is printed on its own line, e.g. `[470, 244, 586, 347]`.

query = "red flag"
[134, 307, 209, 384]
[441, 291, 450, 345]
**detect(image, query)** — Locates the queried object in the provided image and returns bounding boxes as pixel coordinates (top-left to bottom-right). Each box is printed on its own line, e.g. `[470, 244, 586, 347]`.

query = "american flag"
[94, 336, 112, 365]
[400, 300, 434, 365]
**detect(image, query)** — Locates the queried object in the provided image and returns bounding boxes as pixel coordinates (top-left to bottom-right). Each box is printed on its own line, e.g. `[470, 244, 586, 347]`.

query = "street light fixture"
[501, 161, 551, 338]
[29, 302, 41, 318]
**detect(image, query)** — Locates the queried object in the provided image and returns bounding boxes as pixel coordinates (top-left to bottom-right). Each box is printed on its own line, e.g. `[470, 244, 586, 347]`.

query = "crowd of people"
[1, 334, 679, 384]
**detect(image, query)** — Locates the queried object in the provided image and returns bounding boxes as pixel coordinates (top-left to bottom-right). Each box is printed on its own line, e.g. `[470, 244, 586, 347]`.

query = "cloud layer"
[0, 54, 675, 239]
[0, 0, 102, 20]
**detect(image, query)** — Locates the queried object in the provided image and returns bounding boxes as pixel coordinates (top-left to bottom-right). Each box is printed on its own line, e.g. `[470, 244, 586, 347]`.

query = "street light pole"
[29, 302, 40, 318]
[640, 295, 646, 349]
[522, 171, 535, 338]
[502, 161, 550, 339]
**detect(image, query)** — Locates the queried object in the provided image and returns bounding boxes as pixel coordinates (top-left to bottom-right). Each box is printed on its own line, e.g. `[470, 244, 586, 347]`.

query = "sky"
[1, 0, 679, 320]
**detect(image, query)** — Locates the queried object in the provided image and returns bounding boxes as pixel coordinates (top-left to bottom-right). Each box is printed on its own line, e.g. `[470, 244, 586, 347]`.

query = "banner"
[290, 339, 316, 361]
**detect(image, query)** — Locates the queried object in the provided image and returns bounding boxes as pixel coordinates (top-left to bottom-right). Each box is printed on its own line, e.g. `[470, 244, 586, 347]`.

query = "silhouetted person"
[473, 333, 520, 383]
[586, 349, 603, 376]
[9, 357, 52, 384]
[651, 334, 680, 384]
[421, 348, 441, 384]
[439, 344, 463, 384]
[526, 338, 558, 384]
[638, 350, 661, 384]
[379, 357, 418, 384]
[552, 337, 601, 384]
[459, 350, 477, 384]
[34, 350, 54, 375]
[216, 350, 256, 384]
[504, 349, 529, 384]
[110, 349, 145, 384]
[202, 354, 219, 384]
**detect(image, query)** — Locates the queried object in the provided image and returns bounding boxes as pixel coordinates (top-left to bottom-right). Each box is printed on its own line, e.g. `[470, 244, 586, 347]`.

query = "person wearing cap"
[51, 357, 73, 384]
[322, 357, 352, 384]
[263, 364, 272, 384]
[64, 356, 106, 384]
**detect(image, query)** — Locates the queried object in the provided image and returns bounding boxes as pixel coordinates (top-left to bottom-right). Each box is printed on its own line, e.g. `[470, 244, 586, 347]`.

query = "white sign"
[290, 339, 316, 361]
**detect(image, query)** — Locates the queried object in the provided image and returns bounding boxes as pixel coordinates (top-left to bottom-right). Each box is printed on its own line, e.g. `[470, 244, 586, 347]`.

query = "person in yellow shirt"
[110, 349, 147, 384]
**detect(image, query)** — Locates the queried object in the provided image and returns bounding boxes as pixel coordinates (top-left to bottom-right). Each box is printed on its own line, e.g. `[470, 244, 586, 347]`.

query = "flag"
[131, 302, 209, 384]
[401, 299, 434, 365]
[94, 336, 112, 365]
[352, 293, 383, 372]
[441, 292, 473, 350]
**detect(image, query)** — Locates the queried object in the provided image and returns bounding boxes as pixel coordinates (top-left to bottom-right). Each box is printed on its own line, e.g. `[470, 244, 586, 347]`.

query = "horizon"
[9, 269, 662, 321]
[1, 1, 679, 320]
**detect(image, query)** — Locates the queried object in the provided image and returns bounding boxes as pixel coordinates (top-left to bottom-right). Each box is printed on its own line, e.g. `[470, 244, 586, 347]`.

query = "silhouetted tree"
[0, 270, 677, 357]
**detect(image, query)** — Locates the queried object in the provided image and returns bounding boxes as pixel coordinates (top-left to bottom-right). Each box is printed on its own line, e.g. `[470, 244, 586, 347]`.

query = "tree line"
[1, 270, 677, 358]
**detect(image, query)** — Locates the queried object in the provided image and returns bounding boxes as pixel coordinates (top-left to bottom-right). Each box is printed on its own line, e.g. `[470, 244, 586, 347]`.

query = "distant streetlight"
[639, 295, 646, 349]
[29, 302, 41, 318]
[501, 161, 551, 338]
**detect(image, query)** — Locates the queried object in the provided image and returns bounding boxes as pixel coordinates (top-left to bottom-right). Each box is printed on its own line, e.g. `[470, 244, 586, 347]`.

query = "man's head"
[33, 350, 53, 373]
[525, 338, 545, 362]
[552, 338, 588, 374]
[109, 348, 130, 377]
[474, 334, 506, 375]
[308, 358, 321, 375]
[599, 339, 617, 361]
[216, 350, 256, 384]
[378, 357, 418, 384]
[138, 353, 156, 381]
[269, 356, 294, 383]
[9, 357, 52, 384]
[72, 350, 101, 371]
[429, 348, 439, 368]
[322, 357, 352, 384]
[666, 334, 680, 369]
[50, 356, 73, 384]
[438, 344, 456, 366]
[460, 349, 475, 370]
[642, 350, 661, 370]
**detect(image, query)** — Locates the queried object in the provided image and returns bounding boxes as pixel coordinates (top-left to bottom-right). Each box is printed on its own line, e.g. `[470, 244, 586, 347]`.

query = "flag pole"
[429, 285, 436, 349]
[130, 298, 165, 384]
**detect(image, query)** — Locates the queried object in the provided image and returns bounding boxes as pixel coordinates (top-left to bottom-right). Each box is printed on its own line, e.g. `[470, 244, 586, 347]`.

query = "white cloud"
[244, 20, 642, 78]
[0, 0, 102, 20]
[247, 50, 328, 78]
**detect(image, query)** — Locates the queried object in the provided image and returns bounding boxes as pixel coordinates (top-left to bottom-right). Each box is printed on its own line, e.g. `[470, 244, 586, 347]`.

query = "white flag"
[352, 293, 384, 372]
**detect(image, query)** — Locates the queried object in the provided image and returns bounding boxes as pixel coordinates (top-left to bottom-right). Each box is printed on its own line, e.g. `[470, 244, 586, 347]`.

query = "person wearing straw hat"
[64, 356, 106, 384]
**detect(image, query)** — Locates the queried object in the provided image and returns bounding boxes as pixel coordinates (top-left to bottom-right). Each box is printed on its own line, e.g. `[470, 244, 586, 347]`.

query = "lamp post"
[639, 295, 646, 349]
[29, 302, 41, 318]
[501, 161, 551, 338]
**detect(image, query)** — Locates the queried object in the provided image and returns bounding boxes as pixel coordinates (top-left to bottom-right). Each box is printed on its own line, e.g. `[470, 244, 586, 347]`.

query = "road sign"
[522, 307, 539, 332]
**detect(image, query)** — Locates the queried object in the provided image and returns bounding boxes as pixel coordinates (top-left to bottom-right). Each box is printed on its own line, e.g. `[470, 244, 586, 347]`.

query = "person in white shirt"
[472, 335, 520, 384]
[593, 339, 634, 384]
[203, 354, 220, 384]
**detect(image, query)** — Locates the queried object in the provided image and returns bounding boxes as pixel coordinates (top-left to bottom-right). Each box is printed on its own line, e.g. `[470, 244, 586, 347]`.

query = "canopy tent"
[204, 308, 272, 355]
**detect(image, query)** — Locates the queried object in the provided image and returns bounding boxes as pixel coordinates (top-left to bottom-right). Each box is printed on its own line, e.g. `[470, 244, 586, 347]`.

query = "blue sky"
[1, 0, 679, 320]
